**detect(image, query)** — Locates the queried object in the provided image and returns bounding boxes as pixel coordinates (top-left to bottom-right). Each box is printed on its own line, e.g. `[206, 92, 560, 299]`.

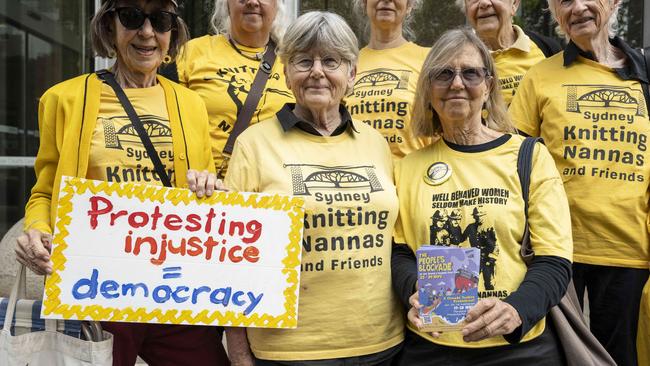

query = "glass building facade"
[0, 0, 648, 234]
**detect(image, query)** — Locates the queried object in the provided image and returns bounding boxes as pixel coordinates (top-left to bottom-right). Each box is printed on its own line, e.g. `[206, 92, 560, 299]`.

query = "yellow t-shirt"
[393, 134, 572, 348]
[346, 42, 431, 159]
[225, 117, 404, 360]
[88, 84, 174, 185]
[493, 25, 547, 106]
[176, 34, 294, 172]
[509, 54, 650, 268]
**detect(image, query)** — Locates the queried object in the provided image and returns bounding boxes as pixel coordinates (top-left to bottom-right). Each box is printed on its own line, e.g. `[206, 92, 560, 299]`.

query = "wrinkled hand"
[186, 170, 228, 198]
[15, 229, 53, 275]
[407, 291, 442, 338]
[462, 298, 521, 342]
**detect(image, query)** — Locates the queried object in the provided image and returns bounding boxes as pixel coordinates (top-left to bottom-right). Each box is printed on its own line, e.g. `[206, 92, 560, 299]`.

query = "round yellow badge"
[424, 162, 452, 186]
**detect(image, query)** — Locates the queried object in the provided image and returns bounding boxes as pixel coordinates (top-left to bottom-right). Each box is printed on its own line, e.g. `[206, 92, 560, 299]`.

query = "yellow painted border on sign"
[43, 177, 304, 328]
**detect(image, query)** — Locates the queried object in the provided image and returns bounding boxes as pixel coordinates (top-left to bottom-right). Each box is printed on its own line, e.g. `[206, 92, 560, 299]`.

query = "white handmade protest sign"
[41, 176, 304, 328]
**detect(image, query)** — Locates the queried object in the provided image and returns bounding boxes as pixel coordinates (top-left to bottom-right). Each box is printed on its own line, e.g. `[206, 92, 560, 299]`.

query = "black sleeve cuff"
[391, 241, 418, 311]
[502, 255, 571, 343]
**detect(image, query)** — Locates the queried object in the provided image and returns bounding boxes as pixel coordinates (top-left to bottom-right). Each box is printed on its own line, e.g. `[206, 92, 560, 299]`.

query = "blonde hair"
[411, 27, 515, 138]
[278, 11, 359, 66]
[352, 0, 422, 42]
[90, 0, 189, 59]
[210, 0, 287, 43]
[546, 0, 620, 38]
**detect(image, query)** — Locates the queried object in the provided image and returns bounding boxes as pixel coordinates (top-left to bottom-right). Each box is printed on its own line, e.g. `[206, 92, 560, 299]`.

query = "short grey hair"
[210, 0, 287, 43]
[278, 11, 359, 67]
[352, 0, 422, 42]
[411, 27, 515, 138]
[547, 0, 620, 38]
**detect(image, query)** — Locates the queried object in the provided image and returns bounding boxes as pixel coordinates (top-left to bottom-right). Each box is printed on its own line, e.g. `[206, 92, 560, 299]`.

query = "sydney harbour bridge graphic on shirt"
[101, 115, 173, 149]
[284, 164, 383, 196]
[564, 84, 647, 117]
[352, 68, 412, 92]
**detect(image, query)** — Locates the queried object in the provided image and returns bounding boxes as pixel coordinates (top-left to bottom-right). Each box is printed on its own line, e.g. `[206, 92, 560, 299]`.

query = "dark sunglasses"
[432, 67, 490, 88]
[112, 7, 177, 33]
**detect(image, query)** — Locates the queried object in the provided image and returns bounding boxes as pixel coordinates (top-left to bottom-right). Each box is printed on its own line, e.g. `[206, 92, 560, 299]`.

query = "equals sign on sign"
[162, 266, 182, 279]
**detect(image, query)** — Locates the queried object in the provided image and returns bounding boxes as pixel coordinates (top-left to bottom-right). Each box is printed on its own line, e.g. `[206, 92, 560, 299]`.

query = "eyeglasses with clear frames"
[291, 55, 344, 72]
[431, 67, 490, 88]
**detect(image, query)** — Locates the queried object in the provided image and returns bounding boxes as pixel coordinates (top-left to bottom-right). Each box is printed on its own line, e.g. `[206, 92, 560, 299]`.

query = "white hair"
[546, 0, 620, 38]
[352, 0, 423, 42]
[278, 11, 359, 66]
[209, 0, 287, 43]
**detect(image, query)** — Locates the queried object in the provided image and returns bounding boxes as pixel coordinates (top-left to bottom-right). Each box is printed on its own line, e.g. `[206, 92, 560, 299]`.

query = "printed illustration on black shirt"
[102, 115, 172, 149]
[429, 206, 498, 290]
[285, 164, 384, 196]
[205, 72, 292, 130]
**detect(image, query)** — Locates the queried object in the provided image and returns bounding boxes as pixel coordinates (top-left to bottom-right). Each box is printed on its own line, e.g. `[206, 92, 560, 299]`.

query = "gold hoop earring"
[163, 55, 172, 64]
[108, 49, 117, 59]
[481, 104, 489, 121]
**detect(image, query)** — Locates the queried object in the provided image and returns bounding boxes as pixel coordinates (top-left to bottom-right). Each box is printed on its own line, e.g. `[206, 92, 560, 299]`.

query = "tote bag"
[0, 263, 113, 365]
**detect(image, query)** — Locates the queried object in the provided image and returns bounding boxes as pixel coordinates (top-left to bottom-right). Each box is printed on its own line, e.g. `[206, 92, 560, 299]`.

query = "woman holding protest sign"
[346, 0, 430, 159]
[509, 0, 650, 364]
[391, 28, 573, 365]
[224, 11, 404, 366]
[14, 0, 228, 365]
[173, 0, 294, 177]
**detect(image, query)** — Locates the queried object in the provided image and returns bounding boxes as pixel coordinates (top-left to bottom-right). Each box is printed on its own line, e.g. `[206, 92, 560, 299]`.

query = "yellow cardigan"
[25, 73, 215, 234]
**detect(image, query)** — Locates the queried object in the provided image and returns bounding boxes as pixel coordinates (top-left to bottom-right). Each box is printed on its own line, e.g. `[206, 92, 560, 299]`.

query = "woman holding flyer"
[225, 11, 403, 366]
[391, 28, 572, 365]
[14, 0, 228, 365]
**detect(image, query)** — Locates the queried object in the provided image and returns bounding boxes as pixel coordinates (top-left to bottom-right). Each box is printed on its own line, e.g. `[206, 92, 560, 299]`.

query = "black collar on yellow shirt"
[563, 36, 649, 84]
[276, 102, 359, 136]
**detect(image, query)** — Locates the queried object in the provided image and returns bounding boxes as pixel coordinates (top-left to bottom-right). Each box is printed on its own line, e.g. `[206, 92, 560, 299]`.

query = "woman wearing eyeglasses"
[14, 1, 229, 365]
[346, 0, 430, 160]
[224, 11, 404, 366]
[391, 28, 572, 365]
[174, 0, 293, 177]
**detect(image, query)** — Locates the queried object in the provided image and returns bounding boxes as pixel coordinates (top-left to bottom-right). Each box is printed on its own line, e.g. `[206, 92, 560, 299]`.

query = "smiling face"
[430, 44, 491, 126]
[113, 0, 173, 79]
[228, 0, 278, 38]
[285, 51, 356, 112]
[465, 0, 518, 38]
[365, 0, 410, 29]
[554, 0, 616, 43]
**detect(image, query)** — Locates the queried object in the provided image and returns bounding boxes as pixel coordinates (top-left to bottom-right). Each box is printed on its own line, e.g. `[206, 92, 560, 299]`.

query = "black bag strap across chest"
[96, 70, 172, 187]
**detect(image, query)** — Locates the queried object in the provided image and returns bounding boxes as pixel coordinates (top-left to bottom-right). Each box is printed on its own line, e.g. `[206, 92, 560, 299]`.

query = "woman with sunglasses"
[347, 0, 430, 160]
[391, 28, 572, 365]
[174, 0, 293, 177]
[15, 1, 229, 365]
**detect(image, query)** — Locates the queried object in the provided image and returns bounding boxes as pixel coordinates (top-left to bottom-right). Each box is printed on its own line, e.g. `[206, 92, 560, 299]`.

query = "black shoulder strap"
[517, 136, 544, 264]
[524, 29, 563, 58]
[642, 47, 650, 119]
[96, 70, 172, 187]
[222, 41, 277, 158]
